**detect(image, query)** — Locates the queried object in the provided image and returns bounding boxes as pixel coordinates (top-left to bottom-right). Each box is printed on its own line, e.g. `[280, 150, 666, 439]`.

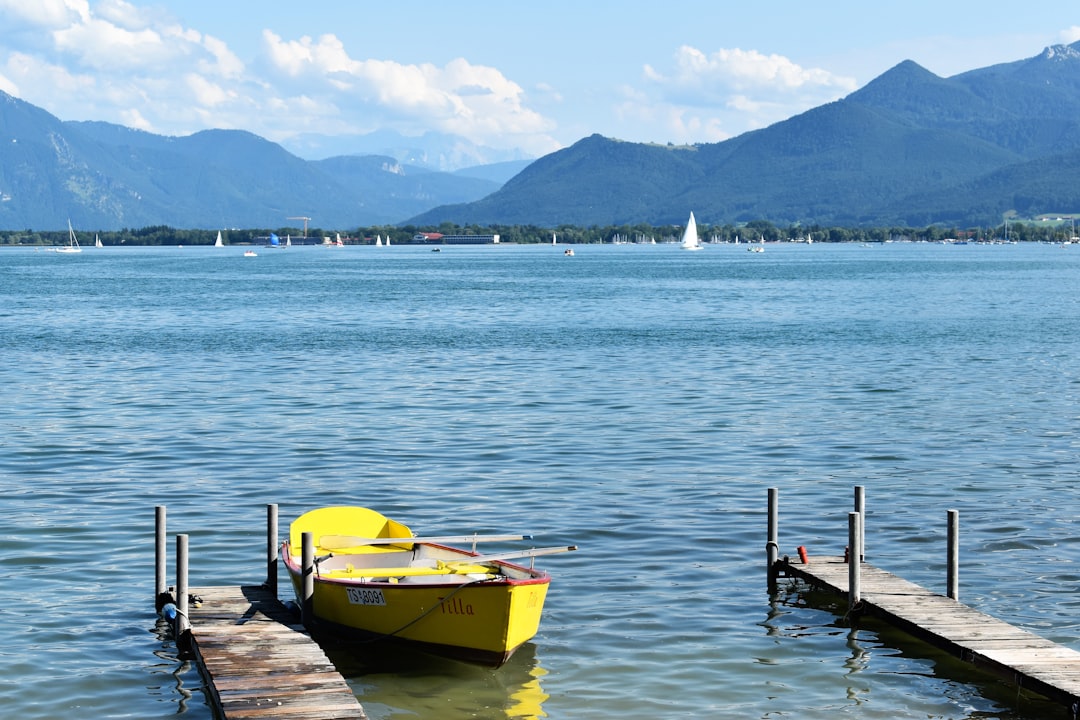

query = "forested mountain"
[0, 93, 499, 231]
[6, 41, 1080, 231]
[414, 42, 1080, 228]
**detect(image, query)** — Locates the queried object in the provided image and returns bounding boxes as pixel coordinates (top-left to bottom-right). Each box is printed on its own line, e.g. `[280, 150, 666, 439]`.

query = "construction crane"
[287, 216, 311, 237]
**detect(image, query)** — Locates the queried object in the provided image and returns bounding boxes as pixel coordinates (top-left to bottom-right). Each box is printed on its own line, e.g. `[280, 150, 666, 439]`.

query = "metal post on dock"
[854, 486, 865, 561]
[301, 531, 315, 628]
[176, 533, 190, 636]
[266, 503, 278, 597]
[155, 506, 167, 608]
[766, 488, 779, 590]
[848, 512, 861, 610]
[947, 509, 959, 600]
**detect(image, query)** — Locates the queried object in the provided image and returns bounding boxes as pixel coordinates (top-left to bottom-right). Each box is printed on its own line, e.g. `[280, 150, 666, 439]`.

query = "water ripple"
[2, 244, 1079, 719]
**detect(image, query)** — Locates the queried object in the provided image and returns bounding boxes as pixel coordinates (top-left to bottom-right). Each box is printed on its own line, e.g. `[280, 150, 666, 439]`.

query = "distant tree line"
[0, 218, 1073, 246]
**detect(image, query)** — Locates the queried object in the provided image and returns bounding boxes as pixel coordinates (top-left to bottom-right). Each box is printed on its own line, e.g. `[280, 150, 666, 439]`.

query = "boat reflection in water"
[321, 639, 549, 719]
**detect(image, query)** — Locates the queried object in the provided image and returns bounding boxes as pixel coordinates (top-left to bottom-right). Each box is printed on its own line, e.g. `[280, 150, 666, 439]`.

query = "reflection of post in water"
[843, 627, 870, 703]
[148, 616, 196, 714]
[760, 582, 839, 639]
[761, 591, 787, 637]
[844, 626, 870, 673]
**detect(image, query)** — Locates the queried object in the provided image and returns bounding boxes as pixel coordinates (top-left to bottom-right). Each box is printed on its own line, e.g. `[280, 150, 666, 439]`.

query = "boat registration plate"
[346, 587, 386, 606]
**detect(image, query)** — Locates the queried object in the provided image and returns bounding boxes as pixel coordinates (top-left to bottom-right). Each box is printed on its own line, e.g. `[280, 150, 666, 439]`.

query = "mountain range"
[5, 41, 1080, 231]
[0, 92, 526, 231]
[277, 127, 536, 172]
[418, 42, 1080, 229]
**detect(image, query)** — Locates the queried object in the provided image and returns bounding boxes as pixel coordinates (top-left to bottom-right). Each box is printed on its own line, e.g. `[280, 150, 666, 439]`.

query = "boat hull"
[282, 544, 549, 665]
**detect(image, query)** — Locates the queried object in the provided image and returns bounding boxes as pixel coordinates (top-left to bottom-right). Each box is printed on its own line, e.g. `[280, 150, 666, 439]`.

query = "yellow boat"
[281, 506, 574, 666]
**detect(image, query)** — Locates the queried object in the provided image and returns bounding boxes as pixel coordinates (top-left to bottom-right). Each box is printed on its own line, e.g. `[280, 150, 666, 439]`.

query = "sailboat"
[376, 235, 382, 246]
[680, 212, 702, 251]
[214, 231, 224, 248]
[56, 220, 82, 253]
[94, 234, 103, 248]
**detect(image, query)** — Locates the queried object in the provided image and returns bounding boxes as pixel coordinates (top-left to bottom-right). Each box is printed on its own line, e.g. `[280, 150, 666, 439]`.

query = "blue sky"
[1, 1, 1077, 166]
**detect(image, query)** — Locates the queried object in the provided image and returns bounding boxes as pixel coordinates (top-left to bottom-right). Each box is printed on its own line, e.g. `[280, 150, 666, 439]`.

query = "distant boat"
[214, 231, 224, 248]
[552, 233, 557, 245]
[286, 235, 292, 247]
[564, 248, 574, 256]
[680, 212, 702, 251]
[94, 234, 102, 248]
[244, 249, 257, 257]
[56, 220, 82, 253]
[376, 235, 382, 246]
[335, 233, 344, 247]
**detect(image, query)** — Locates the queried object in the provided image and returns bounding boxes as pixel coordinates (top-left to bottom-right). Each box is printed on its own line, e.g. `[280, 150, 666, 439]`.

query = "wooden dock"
[774, 554, 1080, 712]
[183, 584, 367, 720]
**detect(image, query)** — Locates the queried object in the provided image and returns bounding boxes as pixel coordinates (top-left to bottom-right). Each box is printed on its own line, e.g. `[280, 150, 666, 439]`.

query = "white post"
[947, 509, 959, 600]
[767, 488, 779, 590]
[848, 512, 861, 610]
[176, 534, 190, 636]
[301, 531, 315, 627]
[155, 506, 167, 607]
[854, 486, 865, 561]
[266, 504, 278, 596]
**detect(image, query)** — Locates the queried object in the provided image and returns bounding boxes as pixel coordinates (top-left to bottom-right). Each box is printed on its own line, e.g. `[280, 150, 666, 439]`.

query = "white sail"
[376, 235, 382, 246]
[57, 219, 82, 253]
[214, 231, 224, 247]
[680, 212, 702, 250]
[95, 234, 103, 248]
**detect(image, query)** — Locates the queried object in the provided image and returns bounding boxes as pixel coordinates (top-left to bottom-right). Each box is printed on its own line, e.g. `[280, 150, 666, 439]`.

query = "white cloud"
[53, 18, 174, 71]
[634, 44, 857, 143]
[1061, 26, 1080, 44]
[94, 0, 154, 30]
[119, 106, 152, 132]
[258, 30, 559, 155]
[0, 1, 257, 138]
[0, 4, 561, 160]
[185, 73, 234, 108]
[2, 50, 94, 99]
[0, 71, 17, 97]
[199, 34, 243, 79]
[0, 0, 88, 29]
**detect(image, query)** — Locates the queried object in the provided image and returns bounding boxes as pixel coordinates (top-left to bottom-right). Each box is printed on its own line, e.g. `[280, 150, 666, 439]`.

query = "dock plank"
[775, 555, 1080, 710]
[184, 585, 367, 720]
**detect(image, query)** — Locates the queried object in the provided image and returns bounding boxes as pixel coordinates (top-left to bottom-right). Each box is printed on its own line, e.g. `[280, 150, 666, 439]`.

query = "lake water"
[2, 241, 1080, 719]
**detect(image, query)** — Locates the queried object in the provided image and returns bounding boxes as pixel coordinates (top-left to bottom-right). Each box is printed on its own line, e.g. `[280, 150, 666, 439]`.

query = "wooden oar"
[321, 563, 497, 579]
[319, 533, 532, 550]
[319, 546, 578, 579]
[444, 545, 578, 566]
